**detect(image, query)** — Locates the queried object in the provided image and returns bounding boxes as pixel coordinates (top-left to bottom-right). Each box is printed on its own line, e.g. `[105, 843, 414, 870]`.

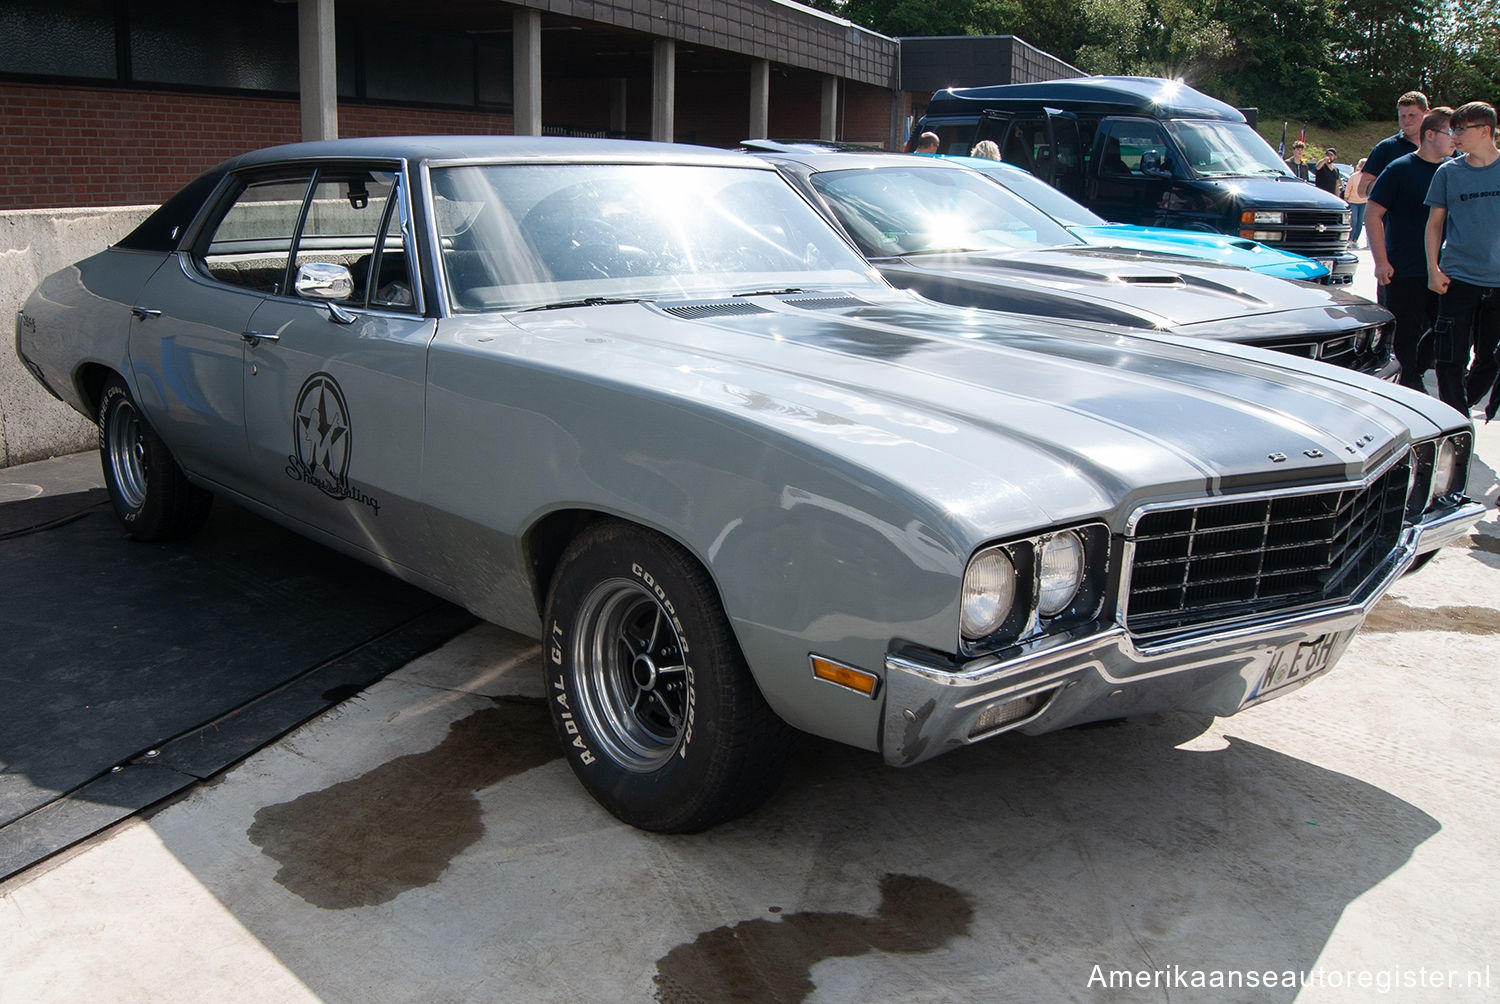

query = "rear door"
[128, 171, 313, 492]
[1046, 108, 1086, 200]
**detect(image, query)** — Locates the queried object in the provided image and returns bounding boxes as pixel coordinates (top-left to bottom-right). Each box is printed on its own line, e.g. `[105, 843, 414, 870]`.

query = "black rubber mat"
[0, 490, 476, 878]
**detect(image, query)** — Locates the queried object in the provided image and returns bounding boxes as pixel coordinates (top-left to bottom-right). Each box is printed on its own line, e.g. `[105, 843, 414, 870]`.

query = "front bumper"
[881, 498, 1485, 766]
[1313, 250, 1359, 286]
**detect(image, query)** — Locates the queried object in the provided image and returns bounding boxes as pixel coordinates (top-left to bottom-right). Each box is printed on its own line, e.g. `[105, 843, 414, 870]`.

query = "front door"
[1087, 117, 1178, 225]
[240, 164, 434, 564]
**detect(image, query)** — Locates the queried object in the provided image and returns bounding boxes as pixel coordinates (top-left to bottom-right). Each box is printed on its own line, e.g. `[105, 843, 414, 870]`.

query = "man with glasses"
[1366, 107, 1453, 391]
[1354, 91, 1429, 200]
[1426, 101, 1500, 417]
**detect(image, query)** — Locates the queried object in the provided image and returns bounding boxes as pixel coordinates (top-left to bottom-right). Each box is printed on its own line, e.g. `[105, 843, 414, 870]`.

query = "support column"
[748, 60, 770, 140]
[819, 75, 838, 141]
[652, 39, 675, 143]
[298, 0, 337, 141]
[513, 9, 542, 137]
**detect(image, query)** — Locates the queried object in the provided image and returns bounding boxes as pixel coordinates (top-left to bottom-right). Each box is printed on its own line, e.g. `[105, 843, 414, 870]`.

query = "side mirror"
[294, 261, 354, 301]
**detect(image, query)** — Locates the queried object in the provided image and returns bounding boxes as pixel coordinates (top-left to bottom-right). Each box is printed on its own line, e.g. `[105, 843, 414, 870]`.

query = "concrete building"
[0, 0, 1080, 465]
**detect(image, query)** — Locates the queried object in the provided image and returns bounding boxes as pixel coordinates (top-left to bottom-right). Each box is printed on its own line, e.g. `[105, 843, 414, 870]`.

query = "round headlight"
[961, 548, 1016, 639]
[1037, 531, 1085, 617]
[1431, 437, 1459, 499]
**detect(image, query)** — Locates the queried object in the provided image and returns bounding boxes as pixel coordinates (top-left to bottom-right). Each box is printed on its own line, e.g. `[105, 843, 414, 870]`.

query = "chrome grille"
[1126, 458, 1409, 634]
[1280, 210, 1351, 257]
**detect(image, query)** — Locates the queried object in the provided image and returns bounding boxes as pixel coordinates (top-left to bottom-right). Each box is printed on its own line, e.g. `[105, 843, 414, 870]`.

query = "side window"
[293, 169, 414, 310]
[196, 174, 313, 294]
[1098, 120, 1173, 179]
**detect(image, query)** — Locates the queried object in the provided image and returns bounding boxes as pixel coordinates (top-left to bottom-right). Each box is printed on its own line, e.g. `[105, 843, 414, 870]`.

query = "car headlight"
[1037, 531, 1085, 616]
[1432, 437, 1460, 498]
[1241, 210, 1285, 225]
[961, 525, 1109, 651]
[1245, 230, 1284, 242]
[961, 548, 1016, 639]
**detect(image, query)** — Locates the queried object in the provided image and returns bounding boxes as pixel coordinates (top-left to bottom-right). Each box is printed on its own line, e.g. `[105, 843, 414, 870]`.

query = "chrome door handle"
[241, 331, 280, 346]
[130, 306, 162, 319]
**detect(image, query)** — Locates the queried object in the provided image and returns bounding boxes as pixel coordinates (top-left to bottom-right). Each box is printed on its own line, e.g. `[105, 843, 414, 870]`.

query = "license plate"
[1257, 633, 1339, 699]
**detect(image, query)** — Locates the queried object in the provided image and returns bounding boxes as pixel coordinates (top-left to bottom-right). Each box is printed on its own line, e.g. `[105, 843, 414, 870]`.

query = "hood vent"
[1115, 274, 1187, 287]
[783, 295, 866, 310]
[660, 302, 772, 320]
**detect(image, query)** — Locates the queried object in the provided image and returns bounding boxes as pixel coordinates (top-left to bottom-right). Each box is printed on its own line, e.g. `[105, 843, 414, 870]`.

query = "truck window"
[1097, 120, 1174, 178]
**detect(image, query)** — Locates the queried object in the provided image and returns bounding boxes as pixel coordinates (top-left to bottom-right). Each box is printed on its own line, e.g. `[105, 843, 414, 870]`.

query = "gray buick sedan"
[15, 137, 1484, 832]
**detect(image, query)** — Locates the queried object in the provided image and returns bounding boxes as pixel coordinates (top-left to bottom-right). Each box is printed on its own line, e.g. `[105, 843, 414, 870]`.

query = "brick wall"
[0, 83, 516, 211]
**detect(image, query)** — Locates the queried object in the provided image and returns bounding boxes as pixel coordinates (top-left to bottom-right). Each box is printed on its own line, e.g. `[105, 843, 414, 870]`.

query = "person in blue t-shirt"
[1366, 107, 1453, 391]
[1426, 101, 1500, 417]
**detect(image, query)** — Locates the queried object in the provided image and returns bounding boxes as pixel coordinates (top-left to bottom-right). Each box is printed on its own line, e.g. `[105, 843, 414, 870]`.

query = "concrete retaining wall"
[2, 207, 153, 468]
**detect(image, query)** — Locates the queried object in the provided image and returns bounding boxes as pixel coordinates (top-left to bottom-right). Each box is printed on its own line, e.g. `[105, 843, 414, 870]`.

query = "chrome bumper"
[881, 501, 1485, 767]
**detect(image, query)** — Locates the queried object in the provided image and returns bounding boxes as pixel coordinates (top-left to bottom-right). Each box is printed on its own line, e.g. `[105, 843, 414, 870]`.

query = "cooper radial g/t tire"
[543, 520, 795, 832]
[97, 376, 212, 541]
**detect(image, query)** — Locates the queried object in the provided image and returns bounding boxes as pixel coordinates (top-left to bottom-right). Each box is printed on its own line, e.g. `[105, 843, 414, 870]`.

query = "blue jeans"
[1348, 202, 1366, 246]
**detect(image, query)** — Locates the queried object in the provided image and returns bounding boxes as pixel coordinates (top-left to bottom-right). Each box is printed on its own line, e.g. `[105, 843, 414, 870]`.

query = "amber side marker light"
[809, 656, 880, 698]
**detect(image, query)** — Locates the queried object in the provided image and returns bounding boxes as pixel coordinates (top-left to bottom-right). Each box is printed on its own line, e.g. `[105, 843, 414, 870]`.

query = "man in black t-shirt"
[1366, 106, 1454, 390]
[1353, 90, 1429, 200]
[1314, 147, 1341, 193]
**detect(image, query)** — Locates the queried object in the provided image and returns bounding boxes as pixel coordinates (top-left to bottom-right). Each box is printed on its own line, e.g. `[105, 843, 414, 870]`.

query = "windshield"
[955, 159, 1106, 227]
[808, 164, 1081, 257]
[1164, 120, 1293, 179]
[430, 163, 878, 311]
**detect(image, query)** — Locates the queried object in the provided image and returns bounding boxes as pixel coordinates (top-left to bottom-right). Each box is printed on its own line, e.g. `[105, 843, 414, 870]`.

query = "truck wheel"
[97, 376, 212, 541]
[543, 520, 795, 832]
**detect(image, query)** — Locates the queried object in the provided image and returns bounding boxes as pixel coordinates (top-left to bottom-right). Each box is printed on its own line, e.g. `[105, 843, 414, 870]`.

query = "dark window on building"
[359, 20, 474, 106]
[476, 39, 514, 107]
[128, 0, 298, 91]
[0, 0, 116, 79]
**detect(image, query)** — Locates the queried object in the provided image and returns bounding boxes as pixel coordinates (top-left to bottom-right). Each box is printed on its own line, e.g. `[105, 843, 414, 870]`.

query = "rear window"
[115, 171, 225, 252]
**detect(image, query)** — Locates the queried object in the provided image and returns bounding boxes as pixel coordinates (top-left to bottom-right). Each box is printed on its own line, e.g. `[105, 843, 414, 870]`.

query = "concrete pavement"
[3, 254, 1499, 1002]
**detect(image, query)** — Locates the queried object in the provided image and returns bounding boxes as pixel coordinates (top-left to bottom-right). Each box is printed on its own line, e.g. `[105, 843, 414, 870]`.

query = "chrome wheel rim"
[572, 577, 690, 772]
[106, 398, 149, 511]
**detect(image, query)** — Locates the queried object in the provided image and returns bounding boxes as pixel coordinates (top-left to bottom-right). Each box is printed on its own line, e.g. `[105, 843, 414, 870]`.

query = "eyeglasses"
[1449, 124, 1490, 135]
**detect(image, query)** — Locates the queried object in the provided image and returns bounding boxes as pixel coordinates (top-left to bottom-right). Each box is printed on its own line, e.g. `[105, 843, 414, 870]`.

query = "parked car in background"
[16, 137, 1480, 833]
[751, 148, 1397, 377]
[912, 76, 1359, 284]
[941, 154, 1332, 282]
[744, 142, 1329, 282]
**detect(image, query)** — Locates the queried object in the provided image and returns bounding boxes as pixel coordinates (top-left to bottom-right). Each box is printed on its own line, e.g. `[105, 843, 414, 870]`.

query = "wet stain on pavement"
[248, 697, 558, 909]
[653, 873, 973, 1002]
[1363, 595, 1500, 635]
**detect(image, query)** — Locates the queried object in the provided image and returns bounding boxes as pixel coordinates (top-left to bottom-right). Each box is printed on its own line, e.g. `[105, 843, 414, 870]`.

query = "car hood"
[879, 247, 1377, 333]
[460, 290, 1446, 542]
[1068, 224, 1328, 281]
[1211, 175, 1352, 212]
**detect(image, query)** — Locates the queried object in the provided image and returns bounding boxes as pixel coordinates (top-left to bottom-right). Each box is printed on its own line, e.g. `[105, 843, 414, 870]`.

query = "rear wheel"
[543, 520, 795, 832]
[97, 376, 212, 541]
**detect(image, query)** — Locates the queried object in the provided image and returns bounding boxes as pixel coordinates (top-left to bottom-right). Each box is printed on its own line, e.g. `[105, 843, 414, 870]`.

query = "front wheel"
[543, 521, 795, 832]
[97, 376, 212, 541]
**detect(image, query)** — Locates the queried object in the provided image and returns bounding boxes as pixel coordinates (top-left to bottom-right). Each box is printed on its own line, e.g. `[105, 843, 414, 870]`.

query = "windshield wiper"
[731, 287, 809, 297]
[901, 246, 1001, 256]
[522, 296, 651, 312]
